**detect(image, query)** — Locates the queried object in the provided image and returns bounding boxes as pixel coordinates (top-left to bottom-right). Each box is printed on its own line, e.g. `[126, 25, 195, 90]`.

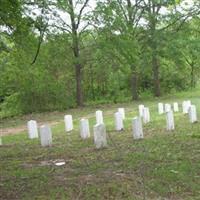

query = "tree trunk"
[68, 0, 84, 106]
[131, 73, 138, 100]
[75, 63, 83, 106]
[152, 52, 161, 97]
[190, 62, 195, 88]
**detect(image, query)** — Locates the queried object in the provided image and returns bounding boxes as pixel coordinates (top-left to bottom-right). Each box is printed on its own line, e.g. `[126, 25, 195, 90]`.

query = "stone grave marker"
[165, 104, 171, 113]
[115, 112, 124, 131]
[94, 123, 107, 149]
[40, 124, 52, 147]
[189, 105, 197, 123]
[143, 107, 150, 124]
[166, 111, 175, 131]
[27, 120, 38, 139]
[132, 117, 143, 139]
[96, 110, 103, 124]
[139, 104, 144, 117]
[158, 103, 164, 114]
[64, 115, 73, 132]
[118, 108, 125, 120]
[173, 102, 179, 112]
[80, 119, 90, 139]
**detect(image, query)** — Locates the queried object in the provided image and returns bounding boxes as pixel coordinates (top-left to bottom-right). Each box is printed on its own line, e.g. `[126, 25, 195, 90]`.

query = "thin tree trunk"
[152, 52, 161, 97]
[69, 0, 84, 106]
[191, 62, 195, 88]
[131, 73, 138, 100]
[75, 63, 83, 106]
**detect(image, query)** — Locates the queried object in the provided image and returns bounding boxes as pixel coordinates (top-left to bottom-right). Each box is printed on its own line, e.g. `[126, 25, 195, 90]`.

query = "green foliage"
[0, 0, 200, 117]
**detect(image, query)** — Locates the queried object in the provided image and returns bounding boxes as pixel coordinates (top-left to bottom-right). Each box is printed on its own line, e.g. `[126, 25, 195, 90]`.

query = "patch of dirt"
[0, 121, 61, 136]
[0, 107, 134, 136]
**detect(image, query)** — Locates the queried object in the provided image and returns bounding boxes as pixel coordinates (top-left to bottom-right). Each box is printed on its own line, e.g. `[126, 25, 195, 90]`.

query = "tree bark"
[69, 0, 84, 106]
[152, 51, 161, 97]
[190, 62, 195, 88]
[131, 73, 138, 100]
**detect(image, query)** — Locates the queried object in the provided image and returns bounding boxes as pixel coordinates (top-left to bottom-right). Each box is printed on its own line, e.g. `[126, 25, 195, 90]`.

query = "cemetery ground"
[1, 90, 200, 200]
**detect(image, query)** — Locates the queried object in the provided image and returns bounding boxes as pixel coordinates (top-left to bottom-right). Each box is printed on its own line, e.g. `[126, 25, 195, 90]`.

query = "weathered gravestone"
[139, 104, 144, 117]
[94, 123, 107, 149]
[158, 103, 164, 115]
[166, 111, 175, 131]
[189, 105, 197, 123]
[143, 107, 150, 124]
[39, 125, 52, 147]
[114, 112, 124, 131]
[173, 102, 179, 112]
[132, 117, 143, 139]
[64, 115, 73, 132]
[182, 100, 191, 114]
[118, 108, 125, 119]
[96, 110, 103, 124]
[80, 119, 90, 139]
[165, 104, 171, 113]
[27, 120, 38, 139]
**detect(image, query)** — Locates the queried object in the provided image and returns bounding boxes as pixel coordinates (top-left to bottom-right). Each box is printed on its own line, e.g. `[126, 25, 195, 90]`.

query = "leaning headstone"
[132, 117, 143, 139]
[143, 107, 150, 124]
[189, 105, 197, 123]
[158, 103, 164, 114]
[114, 112, 124, 131]
[96, 110, 103, 124]
[118, 108, 125, 120]
[139, 104, 145, 117]
[80, 119, 90, 139]
[166, 111, 175, 131]
[64, 115, 73, 132]
[39, 125, 52, 147]
[94, 124, 107, 149]
[27, 120, 38, 139]
[165, 104, 171, 113]
[173, 102, 179, 112]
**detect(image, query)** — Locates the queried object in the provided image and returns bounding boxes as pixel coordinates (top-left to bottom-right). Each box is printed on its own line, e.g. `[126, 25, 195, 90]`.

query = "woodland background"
[0, 0, 200, 118]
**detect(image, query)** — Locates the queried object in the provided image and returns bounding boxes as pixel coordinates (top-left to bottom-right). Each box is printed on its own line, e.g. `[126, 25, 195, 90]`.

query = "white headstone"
[173, 102, 179, 112]
[114, 112, 124, 131]
[165, 104, 171, 113]
[39, 125, 52, 147]
[189, 105, 197, 123]
[143, 107, 150, 124]
[182, 101, 187, 114]
[64, 115, 73, 132]
[96, 110, 103, 124]
[132, 117, 143, 139]
[27, 120, 38, 139]
[139, 104, 145, 117]
[80, 119, 90, 139]
[94, 123, 107, 149]
[158, 103, 164, 114]
[166, 111, 175, 131]
[186, 100, 191, 112]
[118, 108, 125, 119]
[182, 100, 191, 114]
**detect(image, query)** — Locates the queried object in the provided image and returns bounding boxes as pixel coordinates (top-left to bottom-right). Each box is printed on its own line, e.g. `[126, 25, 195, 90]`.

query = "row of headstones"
[158, 100, 197, 122]
[26, 107, 140, 149]
[13, 100, 198, 149]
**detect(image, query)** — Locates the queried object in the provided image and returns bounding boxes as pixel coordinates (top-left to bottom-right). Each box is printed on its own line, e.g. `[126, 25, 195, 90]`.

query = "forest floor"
[1, 90, 200, 200]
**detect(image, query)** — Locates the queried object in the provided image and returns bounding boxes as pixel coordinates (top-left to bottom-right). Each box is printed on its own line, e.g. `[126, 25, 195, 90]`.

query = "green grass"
[1, 91, 200, 199]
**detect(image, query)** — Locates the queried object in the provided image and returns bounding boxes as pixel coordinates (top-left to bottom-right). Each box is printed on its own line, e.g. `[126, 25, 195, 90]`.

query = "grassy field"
[1, 90, 200, 200]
